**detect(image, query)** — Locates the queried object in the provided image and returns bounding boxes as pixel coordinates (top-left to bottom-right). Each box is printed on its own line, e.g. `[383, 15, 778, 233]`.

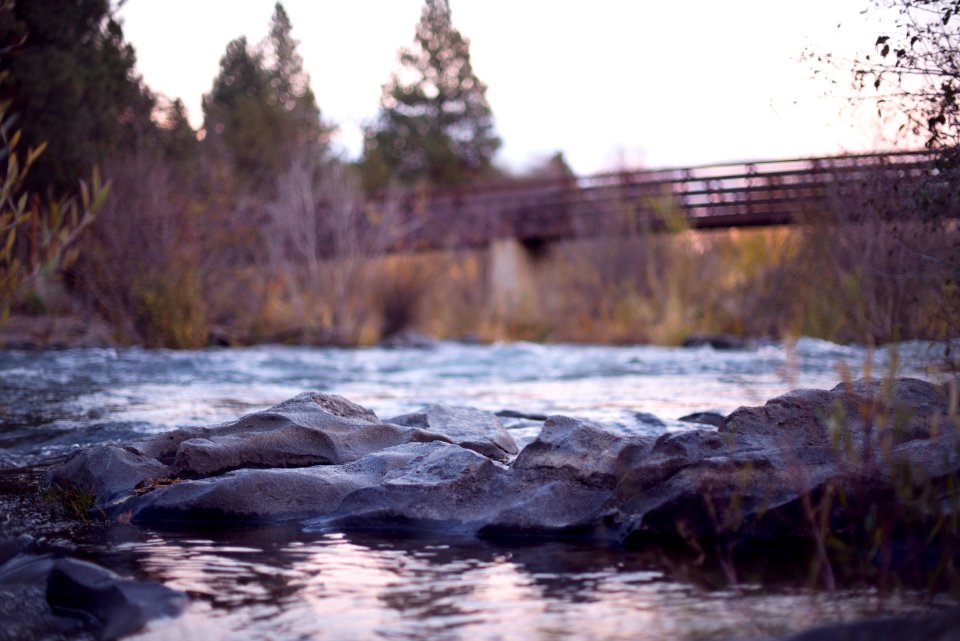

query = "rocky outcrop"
[617, 377, 960, 540]
[47, 378, 960, 545]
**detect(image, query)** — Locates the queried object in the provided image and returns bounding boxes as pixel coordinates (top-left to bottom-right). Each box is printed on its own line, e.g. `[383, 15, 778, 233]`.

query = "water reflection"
[100, 527, 936, 641]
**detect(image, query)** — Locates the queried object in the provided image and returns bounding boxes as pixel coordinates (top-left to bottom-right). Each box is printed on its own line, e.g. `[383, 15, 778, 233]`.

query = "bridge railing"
[370, 149, 937, 250]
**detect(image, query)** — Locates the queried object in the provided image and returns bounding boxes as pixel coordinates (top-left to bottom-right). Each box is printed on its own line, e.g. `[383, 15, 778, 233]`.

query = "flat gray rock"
[389, 404, 518, 462]
[514, 415, 652, 487]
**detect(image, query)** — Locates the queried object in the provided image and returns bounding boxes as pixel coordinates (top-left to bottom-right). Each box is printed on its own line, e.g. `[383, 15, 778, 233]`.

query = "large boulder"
[125, 441, 478, 524]
[51, 393, 460, 505]
[161, 392, 449, 478]
[616, 377, 960, 540]
[723, 378, 953, 448]
[310, 441, 511, 532]
[615, 430, 840, 538]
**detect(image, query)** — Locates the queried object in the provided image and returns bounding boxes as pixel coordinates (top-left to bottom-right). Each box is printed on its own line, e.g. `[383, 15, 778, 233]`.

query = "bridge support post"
[489, 238, 540, 320]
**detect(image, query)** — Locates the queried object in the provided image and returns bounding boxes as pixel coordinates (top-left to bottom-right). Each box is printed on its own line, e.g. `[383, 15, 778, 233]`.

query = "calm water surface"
[1, 338, 954, 639]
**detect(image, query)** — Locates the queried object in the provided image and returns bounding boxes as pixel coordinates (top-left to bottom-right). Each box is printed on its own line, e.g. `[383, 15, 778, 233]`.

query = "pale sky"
[117, 0, 899, 175]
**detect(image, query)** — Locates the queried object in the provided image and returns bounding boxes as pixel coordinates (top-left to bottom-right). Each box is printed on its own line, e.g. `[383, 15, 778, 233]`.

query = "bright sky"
[117, 0, 898, 175]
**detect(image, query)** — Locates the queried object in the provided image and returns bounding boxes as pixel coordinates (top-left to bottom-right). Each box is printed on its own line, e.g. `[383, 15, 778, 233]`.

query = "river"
[1, 338, 955, 640]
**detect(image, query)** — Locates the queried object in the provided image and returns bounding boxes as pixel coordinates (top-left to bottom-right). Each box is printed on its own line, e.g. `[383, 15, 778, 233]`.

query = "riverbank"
[13, 220, 955, 350]
[0, 313, 117, 350]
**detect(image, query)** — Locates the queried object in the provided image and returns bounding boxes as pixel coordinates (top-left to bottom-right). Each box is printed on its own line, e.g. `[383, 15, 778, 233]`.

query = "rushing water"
[1, 338, 956, 639]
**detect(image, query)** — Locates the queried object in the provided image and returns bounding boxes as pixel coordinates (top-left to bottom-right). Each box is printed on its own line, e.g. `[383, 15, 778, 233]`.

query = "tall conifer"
[362, 0, 500, 190]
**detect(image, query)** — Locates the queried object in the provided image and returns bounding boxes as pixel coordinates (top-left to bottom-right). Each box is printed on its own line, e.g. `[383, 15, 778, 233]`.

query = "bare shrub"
[259, 152, 419, 343]
[72, 150, 209, 347]
[741, 164, 960, 344]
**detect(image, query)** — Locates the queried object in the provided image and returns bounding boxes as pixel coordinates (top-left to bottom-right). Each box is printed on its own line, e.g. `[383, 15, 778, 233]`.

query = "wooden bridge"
[378, 149, 938, 251]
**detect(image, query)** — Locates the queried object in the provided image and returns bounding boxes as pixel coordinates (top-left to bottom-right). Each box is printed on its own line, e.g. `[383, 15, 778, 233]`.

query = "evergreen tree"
[261, 2, 327, 150]
[203, 36, 279, 183]
[202, 3, 327, 188]
[0, 0, 151, 194]
[362, 0, 500, 190]
[157, 98, 198, 174]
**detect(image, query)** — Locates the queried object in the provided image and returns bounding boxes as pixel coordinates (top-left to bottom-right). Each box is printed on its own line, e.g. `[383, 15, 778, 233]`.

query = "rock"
[389, 404, 519, 462]
[632, 411, 666, 427]
[51, 393, 459, 505]
[616, 429, 838, 538]
[681, 333, 752, 350]
[311, 441, 510, 532]
[45, 377, 960, 548]
[49, 445, 167, 505]
[0, 554, 81, 641]
[617, 377, 960, 541]
[723, 377, 953, 449]
[378, 329, 437, 349]
[0, 534, 35, 565]
[723, 388, 841, 448]
[47, 557, 186, 640]
[0, 553, 185, 641]
[162, 393, 450, 478]
[496, 409, 549, 421]
[514, 415, 653, 487]
[678, 411, 726, 429]
[762, 607, 960, 641]
[125, 443, 434, 523]
[479, 476, 619, 536]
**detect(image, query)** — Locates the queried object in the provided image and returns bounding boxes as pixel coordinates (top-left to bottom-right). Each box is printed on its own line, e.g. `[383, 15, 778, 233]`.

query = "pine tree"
[260, 2, 327, 150]
[157, 98, 198, 174]
[362, 0, 500, 190]
[202, 3, 327, 188]
[0, 0, 151, 194]
[203, 36, 279, 184]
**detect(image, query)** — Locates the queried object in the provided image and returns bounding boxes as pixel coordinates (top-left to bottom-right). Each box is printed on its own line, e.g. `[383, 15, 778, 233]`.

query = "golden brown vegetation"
[50, 163, 958, 351]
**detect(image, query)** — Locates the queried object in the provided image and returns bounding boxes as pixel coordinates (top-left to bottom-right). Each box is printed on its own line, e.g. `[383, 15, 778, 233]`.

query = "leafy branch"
[0, 72, 108, 321]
